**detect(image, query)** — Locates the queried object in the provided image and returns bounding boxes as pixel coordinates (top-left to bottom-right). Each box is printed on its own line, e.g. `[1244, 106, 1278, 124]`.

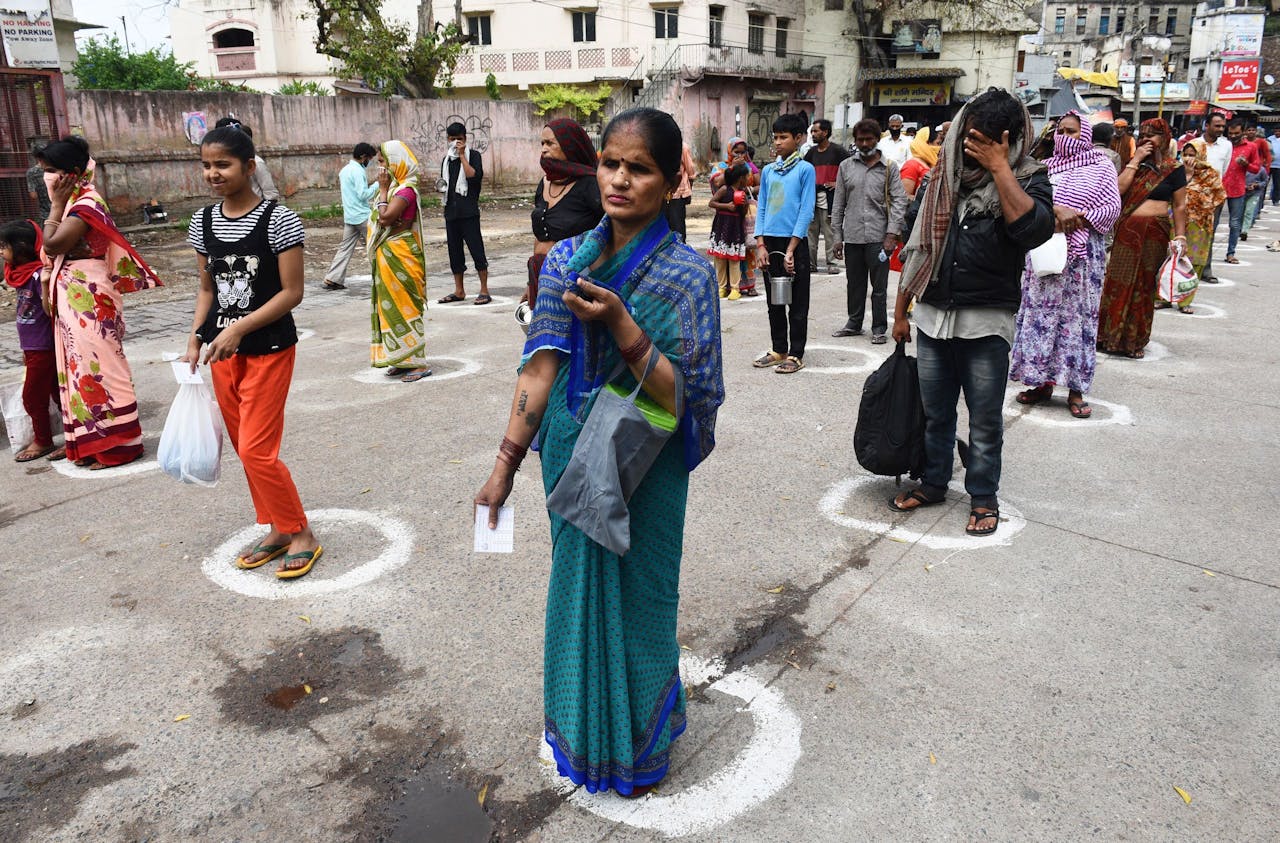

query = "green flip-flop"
[235, 544, 288, 570]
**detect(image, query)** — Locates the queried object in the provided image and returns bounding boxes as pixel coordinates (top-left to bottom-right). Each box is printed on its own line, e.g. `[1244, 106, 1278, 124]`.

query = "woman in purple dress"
[1010, 112, 1121, 419]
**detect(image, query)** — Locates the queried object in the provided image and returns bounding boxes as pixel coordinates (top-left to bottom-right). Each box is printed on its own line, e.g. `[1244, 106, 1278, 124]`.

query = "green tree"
[307, 0, 470, 98]
[485, 72, 502, 101]
[71, 35, 195, 90]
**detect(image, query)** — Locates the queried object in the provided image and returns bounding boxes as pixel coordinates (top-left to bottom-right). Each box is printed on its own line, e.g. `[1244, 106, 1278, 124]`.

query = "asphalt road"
[1, 210, 1277, 842]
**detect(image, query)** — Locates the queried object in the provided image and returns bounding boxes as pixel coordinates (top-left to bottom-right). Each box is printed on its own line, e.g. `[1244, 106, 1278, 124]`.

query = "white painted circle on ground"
[1210, 257, 1252, 267]
[52, 458, 160, 479]
[539, 654, 802, 838]
[296, 329, 316, 342]
[819, 476, 1028, 550]
[1202, 276, 1237, 288]
[344, 274, 372, 284]
[1003, 387, 1133, 427]
[1174, 301, 1226, 319]
[797, 343, 889, 375]
[1220, 242, 1262, 253]
[201, 508, 414, 600]
[348, 355, 483, 385]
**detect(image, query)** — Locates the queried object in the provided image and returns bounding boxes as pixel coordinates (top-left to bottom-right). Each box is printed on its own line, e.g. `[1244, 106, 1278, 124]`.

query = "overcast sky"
[73, 0, 175, 52]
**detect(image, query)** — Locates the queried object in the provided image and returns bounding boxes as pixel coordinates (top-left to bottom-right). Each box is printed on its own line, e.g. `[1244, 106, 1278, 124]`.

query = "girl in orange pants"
[182, 124, 322, 579]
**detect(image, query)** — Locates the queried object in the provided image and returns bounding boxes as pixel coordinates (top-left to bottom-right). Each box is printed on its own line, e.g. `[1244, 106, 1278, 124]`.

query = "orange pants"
[211, 347, 307, 534]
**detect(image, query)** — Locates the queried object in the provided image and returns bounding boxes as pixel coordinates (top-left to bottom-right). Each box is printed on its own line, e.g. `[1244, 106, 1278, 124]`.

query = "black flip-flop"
[438, 293, 466, 304]
[473, 294, 493, 305]
[889, 489, 946, 512]
[322, 280, 345, 290]
[14, 444, 55, 463]
[965, 508, 1000, 536]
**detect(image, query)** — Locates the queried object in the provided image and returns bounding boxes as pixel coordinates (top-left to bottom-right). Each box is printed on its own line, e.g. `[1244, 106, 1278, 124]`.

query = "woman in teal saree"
[476, 108, 724, 797]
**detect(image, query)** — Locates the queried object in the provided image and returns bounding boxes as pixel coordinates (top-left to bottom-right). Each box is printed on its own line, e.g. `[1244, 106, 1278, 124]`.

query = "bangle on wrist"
[620, 333, 652, 365]
[497, 435, 527, 471]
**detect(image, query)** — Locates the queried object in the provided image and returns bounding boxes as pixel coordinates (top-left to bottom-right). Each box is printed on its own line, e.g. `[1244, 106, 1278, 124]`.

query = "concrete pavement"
[1, 213, 1277, 842]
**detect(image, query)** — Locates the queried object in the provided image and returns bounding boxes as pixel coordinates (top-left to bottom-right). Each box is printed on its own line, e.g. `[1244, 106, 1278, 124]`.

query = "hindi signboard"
[870, 81, 951, 107]
[0, 0, 59, 69]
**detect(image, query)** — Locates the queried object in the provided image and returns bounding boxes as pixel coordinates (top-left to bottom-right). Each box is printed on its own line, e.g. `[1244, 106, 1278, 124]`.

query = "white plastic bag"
[1156, 251, 1198, 304]
[1028, 232, 1068, 277]
[158, 382, 224, 486]
[0, 381, 34, 454]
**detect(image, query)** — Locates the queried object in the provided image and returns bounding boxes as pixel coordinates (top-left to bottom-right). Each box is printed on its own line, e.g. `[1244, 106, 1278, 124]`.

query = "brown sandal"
[774, 356, 804, 374]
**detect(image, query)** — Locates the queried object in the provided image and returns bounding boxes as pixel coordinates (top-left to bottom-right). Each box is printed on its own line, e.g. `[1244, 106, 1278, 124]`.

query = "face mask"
[889, 128, 901, 139]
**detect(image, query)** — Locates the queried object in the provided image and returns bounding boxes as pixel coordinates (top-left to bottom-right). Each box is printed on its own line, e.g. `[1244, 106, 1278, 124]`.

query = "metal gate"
[0, 69, 69, 219]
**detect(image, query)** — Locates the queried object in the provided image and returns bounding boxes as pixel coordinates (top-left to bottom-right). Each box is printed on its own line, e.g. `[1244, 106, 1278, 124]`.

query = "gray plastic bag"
[546, 350, 680, 557]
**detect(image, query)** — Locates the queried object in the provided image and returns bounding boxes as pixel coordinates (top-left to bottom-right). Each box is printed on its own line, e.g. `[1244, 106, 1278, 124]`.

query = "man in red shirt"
[1223, 118, 1261, 263]
[1247, 124, 1271, 228]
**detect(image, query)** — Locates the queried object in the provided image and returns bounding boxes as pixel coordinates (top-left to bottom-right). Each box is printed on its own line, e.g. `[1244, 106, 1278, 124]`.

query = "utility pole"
[119, 15, 130, 56]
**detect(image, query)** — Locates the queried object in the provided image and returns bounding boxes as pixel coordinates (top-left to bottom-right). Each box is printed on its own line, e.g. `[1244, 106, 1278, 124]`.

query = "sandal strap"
[969, 508, 999, 518]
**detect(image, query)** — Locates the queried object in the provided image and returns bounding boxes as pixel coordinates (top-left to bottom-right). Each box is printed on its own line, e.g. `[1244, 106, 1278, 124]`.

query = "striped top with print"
[187, 200, 306, 255]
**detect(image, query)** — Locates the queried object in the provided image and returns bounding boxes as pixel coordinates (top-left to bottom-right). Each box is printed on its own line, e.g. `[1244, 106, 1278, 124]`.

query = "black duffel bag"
[854, 340, 925, 480]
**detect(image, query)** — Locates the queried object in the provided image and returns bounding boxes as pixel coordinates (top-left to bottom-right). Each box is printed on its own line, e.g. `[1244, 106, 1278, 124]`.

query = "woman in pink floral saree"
[38, 136, 161, 468]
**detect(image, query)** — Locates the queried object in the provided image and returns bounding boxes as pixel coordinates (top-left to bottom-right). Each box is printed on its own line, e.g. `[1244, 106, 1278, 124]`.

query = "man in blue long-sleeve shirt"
[752, 113, 816, 374]
[323, 142, 379, 290]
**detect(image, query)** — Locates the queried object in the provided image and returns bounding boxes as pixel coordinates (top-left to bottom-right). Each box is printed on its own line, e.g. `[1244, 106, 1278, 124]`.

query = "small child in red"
[1, 219, 62, 462]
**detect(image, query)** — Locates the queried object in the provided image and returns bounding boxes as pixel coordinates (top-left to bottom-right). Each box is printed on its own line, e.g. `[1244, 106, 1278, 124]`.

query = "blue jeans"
[1271, 169, 1280, 205]
[1226, 195, 1246, 257]
[915, 332, 1010, 509]
[1252, 177, 1268, 222]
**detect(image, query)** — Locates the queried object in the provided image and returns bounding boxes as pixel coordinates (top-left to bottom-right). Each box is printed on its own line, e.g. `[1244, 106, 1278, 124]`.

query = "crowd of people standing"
[4, 92, 1272, 804]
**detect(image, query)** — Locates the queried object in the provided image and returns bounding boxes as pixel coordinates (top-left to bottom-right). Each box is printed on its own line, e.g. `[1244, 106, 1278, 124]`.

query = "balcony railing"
[665, 43, 825, 80]
[451, 45, 643, 83]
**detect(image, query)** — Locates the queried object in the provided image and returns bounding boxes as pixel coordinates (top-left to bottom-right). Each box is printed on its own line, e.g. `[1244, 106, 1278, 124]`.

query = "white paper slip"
[170, 361, 205, 385]
[474, 505, 514, 553]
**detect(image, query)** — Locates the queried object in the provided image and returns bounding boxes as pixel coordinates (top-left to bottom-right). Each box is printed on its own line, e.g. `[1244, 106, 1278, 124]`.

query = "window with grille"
[572, 11, 596, 42]
[1054, 8, 1066, 34]
[1148, 10, 1159, 32]
[1165, 8, 1176, 35]
[776, 18, 789, 57]
[748, 14, 765, 54]
[1099, 8, 1110, 34]
[1076, 7, 1086, 35]
[467, 15, 491, 46]
[654, 8, 678, 39]
[709, 6, 724, 47]
[1116, 10, 1125, 32]
[824, 0, 843, 9]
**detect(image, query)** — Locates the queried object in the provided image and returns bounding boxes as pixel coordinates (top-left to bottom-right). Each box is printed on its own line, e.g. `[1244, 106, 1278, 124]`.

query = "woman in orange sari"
[1096, 118, 1186, 359]
[37, 136, 161, 468]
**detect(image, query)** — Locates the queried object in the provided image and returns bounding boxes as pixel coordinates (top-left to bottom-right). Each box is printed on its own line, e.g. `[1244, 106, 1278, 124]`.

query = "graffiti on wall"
[747, 104, 780, 154]
[409, 112, 494, 156]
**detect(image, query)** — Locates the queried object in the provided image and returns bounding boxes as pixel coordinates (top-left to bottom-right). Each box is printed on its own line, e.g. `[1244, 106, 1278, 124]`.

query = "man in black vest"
[888, 90, 1053, 537]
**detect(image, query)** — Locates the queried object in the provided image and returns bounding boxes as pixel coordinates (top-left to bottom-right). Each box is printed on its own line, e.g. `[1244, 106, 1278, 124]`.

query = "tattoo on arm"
[516, 390, 528, 415]
[524, 411, 541, 430]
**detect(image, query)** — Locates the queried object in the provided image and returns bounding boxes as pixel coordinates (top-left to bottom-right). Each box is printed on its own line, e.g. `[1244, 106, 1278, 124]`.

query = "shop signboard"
[870, 81, 951, 107]
[1217, 59, 1260, 102]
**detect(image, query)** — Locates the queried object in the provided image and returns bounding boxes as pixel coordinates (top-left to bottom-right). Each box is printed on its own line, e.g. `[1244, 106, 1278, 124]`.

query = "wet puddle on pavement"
[386, 771, 493, 842]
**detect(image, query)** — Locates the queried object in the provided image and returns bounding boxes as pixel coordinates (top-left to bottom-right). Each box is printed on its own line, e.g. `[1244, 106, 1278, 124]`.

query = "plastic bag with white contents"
[0, 381, 34, 454]
[158, 382, 224, 486]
